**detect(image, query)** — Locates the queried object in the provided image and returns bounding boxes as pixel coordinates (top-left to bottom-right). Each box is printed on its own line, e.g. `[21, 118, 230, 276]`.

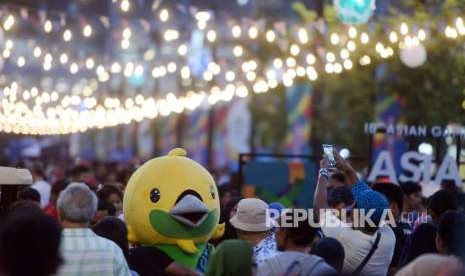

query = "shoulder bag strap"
[353, 232, 381, 275]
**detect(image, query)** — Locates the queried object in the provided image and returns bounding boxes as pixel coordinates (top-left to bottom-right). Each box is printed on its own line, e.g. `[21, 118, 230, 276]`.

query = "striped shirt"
[57, 228, 131, 276]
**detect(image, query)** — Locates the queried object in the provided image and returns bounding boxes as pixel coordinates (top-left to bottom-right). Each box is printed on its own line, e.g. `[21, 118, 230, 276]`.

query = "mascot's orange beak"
[170, 193, 209, 227]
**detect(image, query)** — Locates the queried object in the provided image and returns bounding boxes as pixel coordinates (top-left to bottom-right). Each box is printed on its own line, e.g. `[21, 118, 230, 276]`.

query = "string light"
[159, 9, 169, 22]
[326, 52, 336, 63]
[400, 23, 409, 35]
[232, 25, 241, 38]
[63, 29, 72, 41]
[248, 26, 258, 39]
[44, 20, 52, 33]
[111, 62, 122, 73]
[4, 5, 465, 135]
[233, 45, 243, 57]
[60, 53, 69, 64]
[330, 33, 340, 45]
[70, 63, 79, 74]
[360, 32, 369, 44]
[120, 0, 130, 12]
[290, 44, 300, 56]
[348, 27, 358, 38]
[389, 31, 398, 43]
[306, 54, 316, 65]
[17, 56, 26, 67]
[298, 28, 309, 44]
[83, 24, 92, 37]
[33, 46, 42, 58]
[207, 30, 217, 42]
[177, 44, 188, 56]
[266, 30, 276, 43]
[164, 29, 179, 41]
[85, 58, 95, 70]
[418, 29, 426, 41]
[3, 14, 15, 31]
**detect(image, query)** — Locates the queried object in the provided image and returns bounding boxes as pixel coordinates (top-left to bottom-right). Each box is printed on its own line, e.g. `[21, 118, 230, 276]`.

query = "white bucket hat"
[229, 198, 276, 232]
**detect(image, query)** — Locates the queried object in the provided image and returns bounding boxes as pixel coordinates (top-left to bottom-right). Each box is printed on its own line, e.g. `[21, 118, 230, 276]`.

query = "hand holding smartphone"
[322, 144, 337, 169]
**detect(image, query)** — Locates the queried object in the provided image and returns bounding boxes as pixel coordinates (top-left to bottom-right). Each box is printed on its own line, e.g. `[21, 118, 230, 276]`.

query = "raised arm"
[313, 159, 330, 222]
[334, 150, 358, 186]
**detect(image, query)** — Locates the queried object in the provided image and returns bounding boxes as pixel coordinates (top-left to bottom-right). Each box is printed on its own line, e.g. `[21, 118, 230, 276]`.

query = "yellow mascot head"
[123, 148, 223, 266]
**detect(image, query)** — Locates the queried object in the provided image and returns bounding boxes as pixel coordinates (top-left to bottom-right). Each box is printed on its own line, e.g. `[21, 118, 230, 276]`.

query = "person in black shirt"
[128, 246, 200, 276]
[372, 182, 408, 274]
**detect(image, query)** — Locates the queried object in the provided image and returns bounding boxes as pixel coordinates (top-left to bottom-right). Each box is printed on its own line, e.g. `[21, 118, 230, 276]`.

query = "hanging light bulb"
[85, 58, 95, 69]
[248, 26, 258, 39]
[44, 20, 53, 33]
[232, 25, 241, 38]
[33, 46, 42, 58]
[63, 29, 72, 41]
[3, 14, 15, 31]
[83, 24, 92, 37]
[266, 30, 276, 43]
[207, 30, 217, 42]
[120, 0, 130, 12]
[60, 53, 69, 64]
[159, 9, 169, 22]
[17, 56, 26, 67]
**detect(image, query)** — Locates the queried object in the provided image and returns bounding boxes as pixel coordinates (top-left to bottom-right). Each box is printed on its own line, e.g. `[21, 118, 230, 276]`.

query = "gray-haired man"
[56, 183, 130, 276]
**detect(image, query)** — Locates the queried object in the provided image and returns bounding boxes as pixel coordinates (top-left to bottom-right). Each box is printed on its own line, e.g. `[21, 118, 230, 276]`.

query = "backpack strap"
[353, 232, 381, 275]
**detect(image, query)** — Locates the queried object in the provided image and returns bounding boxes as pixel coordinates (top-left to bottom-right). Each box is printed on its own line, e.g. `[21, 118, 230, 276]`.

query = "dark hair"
[403, 223, 438, 264]
[310, 237, 345, 272]
[18, 187, 41, 203]
[0, 207, 62, 276]
[441, 180, 458, 191]
[428, 190, 458, 219]
[96, 184, 123, 202]
[327, 186, 354, 207]
[280, 210, 317, 247]
[51, 179, 69, 196]
[330, 171, 347, 184]
[216, 196, 243, 243]
[437, 211, 465, 260]
[372, 183, 404, 211]
[92, 217, 129, 260]
[31, 163, 46, 180]
[70, 165, 90, 178]
[97, 199, 116, 216]
[400, 182, 422, 196]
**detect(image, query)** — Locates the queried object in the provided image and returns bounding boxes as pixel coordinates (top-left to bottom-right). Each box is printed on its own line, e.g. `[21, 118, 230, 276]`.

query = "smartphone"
[323, 144, 336, 168]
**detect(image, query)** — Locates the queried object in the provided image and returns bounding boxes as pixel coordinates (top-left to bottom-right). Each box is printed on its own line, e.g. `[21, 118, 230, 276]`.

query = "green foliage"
[382, 40, 465, 125]
[312, 66, 376, 156]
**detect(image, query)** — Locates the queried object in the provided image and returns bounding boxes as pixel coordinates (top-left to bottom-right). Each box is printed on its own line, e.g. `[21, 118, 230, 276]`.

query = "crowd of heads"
[0, 155, 464, 276]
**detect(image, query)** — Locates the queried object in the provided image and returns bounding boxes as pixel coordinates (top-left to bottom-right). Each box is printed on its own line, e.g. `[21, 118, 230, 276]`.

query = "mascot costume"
[123, 148, 224, 269]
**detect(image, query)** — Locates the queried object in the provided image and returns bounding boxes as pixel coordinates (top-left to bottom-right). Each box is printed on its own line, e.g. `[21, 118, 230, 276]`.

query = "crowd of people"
[0, 151, 465, 276]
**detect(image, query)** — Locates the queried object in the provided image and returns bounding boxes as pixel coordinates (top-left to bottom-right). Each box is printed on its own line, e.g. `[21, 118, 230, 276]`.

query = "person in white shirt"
[314, 152, 396, 276]
[56, 182, 131, 276]
[30, 164, 51, 208]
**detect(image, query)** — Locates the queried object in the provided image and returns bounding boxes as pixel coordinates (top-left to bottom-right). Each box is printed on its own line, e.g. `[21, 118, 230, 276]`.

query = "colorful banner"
[285, 83, 312, 155]
[242, 160, 316, 208]
[373, 65, 406, 173]
[185, 108, 209, 166]
[158, 115, 178, 155]
[212, 103, 229, 169]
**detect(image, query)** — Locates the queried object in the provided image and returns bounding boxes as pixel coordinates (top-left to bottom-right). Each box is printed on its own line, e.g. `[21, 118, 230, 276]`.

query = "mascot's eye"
[210, 186, 216, 199]
[150, 188, 161, 203]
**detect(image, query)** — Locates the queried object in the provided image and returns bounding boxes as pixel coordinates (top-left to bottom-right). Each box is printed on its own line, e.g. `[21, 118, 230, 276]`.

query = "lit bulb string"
[1, 5, 465, 134]
[1, 12, 463, 82]
[0, 26, 460, 135]
[0, 3, 462, 84]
